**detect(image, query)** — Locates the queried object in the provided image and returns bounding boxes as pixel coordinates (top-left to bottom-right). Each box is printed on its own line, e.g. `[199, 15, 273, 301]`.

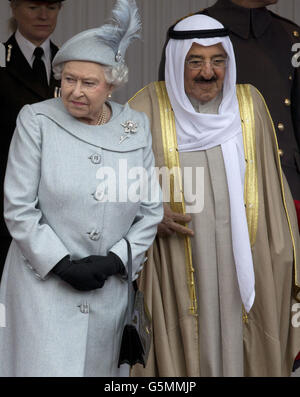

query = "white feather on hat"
[53, 0, 141, 68]
[96, 0, 141, 62]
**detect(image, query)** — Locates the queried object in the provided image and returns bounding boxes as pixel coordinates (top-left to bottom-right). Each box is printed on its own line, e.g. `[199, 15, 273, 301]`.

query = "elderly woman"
[0, 0, 163, 377]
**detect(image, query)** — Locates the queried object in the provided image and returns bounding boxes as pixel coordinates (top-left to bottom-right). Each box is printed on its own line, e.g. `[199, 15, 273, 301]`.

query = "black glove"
[89, 252, 125, 277]
[52, 253, 125, 291]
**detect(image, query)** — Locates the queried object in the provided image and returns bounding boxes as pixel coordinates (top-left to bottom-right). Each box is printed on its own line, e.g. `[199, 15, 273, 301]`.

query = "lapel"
[5, 34, 60, 99]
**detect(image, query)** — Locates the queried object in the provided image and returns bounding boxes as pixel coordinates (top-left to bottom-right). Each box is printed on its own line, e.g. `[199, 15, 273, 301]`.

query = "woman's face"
[61, 61, 113, 125]
[12, 1, 61, 46]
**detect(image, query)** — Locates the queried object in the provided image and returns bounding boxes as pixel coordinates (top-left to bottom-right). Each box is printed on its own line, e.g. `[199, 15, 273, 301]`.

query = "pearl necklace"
[96, 103, 108, 125]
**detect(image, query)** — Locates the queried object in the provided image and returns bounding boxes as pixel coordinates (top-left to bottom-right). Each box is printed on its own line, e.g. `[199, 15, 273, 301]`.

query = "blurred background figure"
[0, 0, 65, 281]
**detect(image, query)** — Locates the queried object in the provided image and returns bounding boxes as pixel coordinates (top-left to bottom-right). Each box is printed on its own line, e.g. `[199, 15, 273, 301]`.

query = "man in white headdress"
[129, 14, 300, 377]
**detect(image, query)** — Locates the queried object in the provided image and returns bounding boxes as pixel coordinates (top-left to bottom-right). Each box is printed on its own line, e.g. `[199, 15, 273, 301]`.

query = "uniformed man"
[159, 0, 300, 211]
[0, 0, 65, 280]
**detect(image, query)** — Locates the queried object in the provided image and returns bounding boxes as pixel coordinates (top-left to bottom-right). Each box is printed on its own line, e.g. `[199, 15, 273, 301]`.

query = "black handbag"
[118, 238, 152, 368]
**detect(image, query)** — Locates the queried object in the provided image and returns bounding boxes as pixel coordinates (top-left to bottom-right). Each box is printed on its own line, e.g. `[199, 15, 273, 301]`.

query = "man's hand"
[157, 203, 194, 237]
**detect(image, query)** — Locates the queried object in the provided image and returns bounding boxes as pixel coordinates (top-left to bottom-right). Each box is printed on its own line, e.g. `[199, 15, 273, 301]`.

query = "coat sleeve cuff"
[25, 246, 70, 280]
[109, 238, 128, 271]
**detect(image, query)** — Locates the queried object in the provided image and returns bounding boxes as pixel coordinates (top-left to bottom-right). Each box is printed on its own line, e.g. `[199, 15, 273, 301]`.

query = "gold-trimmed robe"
[129, 82, 300, 377]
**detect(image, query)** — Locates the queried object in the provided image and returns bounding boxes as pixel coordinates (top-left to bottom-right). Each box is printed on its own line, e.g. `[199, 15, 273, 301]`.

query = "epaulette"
[0, 41, 13, 67]
[269, 11, 300, 39]
[6, 44, 13, 63]
[269, 10, 300, 29]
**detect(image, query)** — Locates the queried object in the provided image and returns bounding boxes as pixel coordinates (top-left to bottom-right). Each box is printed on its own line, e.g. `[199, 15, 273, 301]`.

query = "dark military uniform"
[0, 34, 60, 279]
[159, 0, 300, 201]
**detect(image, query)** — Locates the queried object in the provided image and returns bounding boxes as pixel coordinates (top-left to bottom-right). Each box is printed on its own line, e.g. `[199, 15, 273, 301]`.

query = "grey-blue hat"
[52, 0, 141, 69]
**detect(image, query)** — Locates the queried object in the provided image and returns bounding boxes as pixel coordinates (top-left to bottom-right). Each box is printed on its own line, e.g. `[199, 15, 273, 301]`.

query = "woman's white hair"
[53, 61, 129, 88]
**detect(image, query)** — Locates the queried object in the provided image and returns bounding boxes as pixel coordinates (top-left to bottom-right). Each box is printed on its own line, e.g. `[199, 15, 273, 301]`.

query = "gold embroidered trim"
[236, 84, 259, 247]
[154, 81, 197, 316]
[253, 87, 298, 288]
[129, 84, 148, 103]
[242, 306, 249, 324]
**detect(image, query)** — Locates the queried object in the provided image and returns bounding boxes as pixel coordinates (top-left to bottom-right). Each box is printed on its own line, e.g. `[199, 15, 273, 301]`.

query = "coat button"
[89, 153, 101, 164]
[78, 303, 90, 314]
[293, 30, 300, 38]
[278, 149, 284, 157]
[87, 229, 101, 241]
[277, 123, 285, 131]
[289, 75, 293, 81]
[94, 190, 105, 201]
[284, 98, 291, 106]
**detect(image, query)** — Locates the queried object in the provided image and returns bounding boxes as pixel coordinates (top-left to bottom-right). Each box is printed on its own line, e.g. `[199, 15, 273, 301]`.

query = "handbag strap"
[124, 238, 134, 323]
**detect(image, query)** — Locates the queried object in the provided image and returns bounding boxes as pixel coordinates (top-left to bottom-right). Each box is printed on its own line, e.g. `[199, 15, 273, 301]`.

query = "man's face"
[12, 1, 61, 45]
[184, 42, 227, 104]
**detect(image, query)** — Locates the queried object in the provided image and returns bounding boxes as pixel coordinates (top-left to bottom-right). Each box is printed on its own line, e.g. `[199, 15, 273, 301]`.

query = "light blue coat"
[0, 98, 163, 377]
